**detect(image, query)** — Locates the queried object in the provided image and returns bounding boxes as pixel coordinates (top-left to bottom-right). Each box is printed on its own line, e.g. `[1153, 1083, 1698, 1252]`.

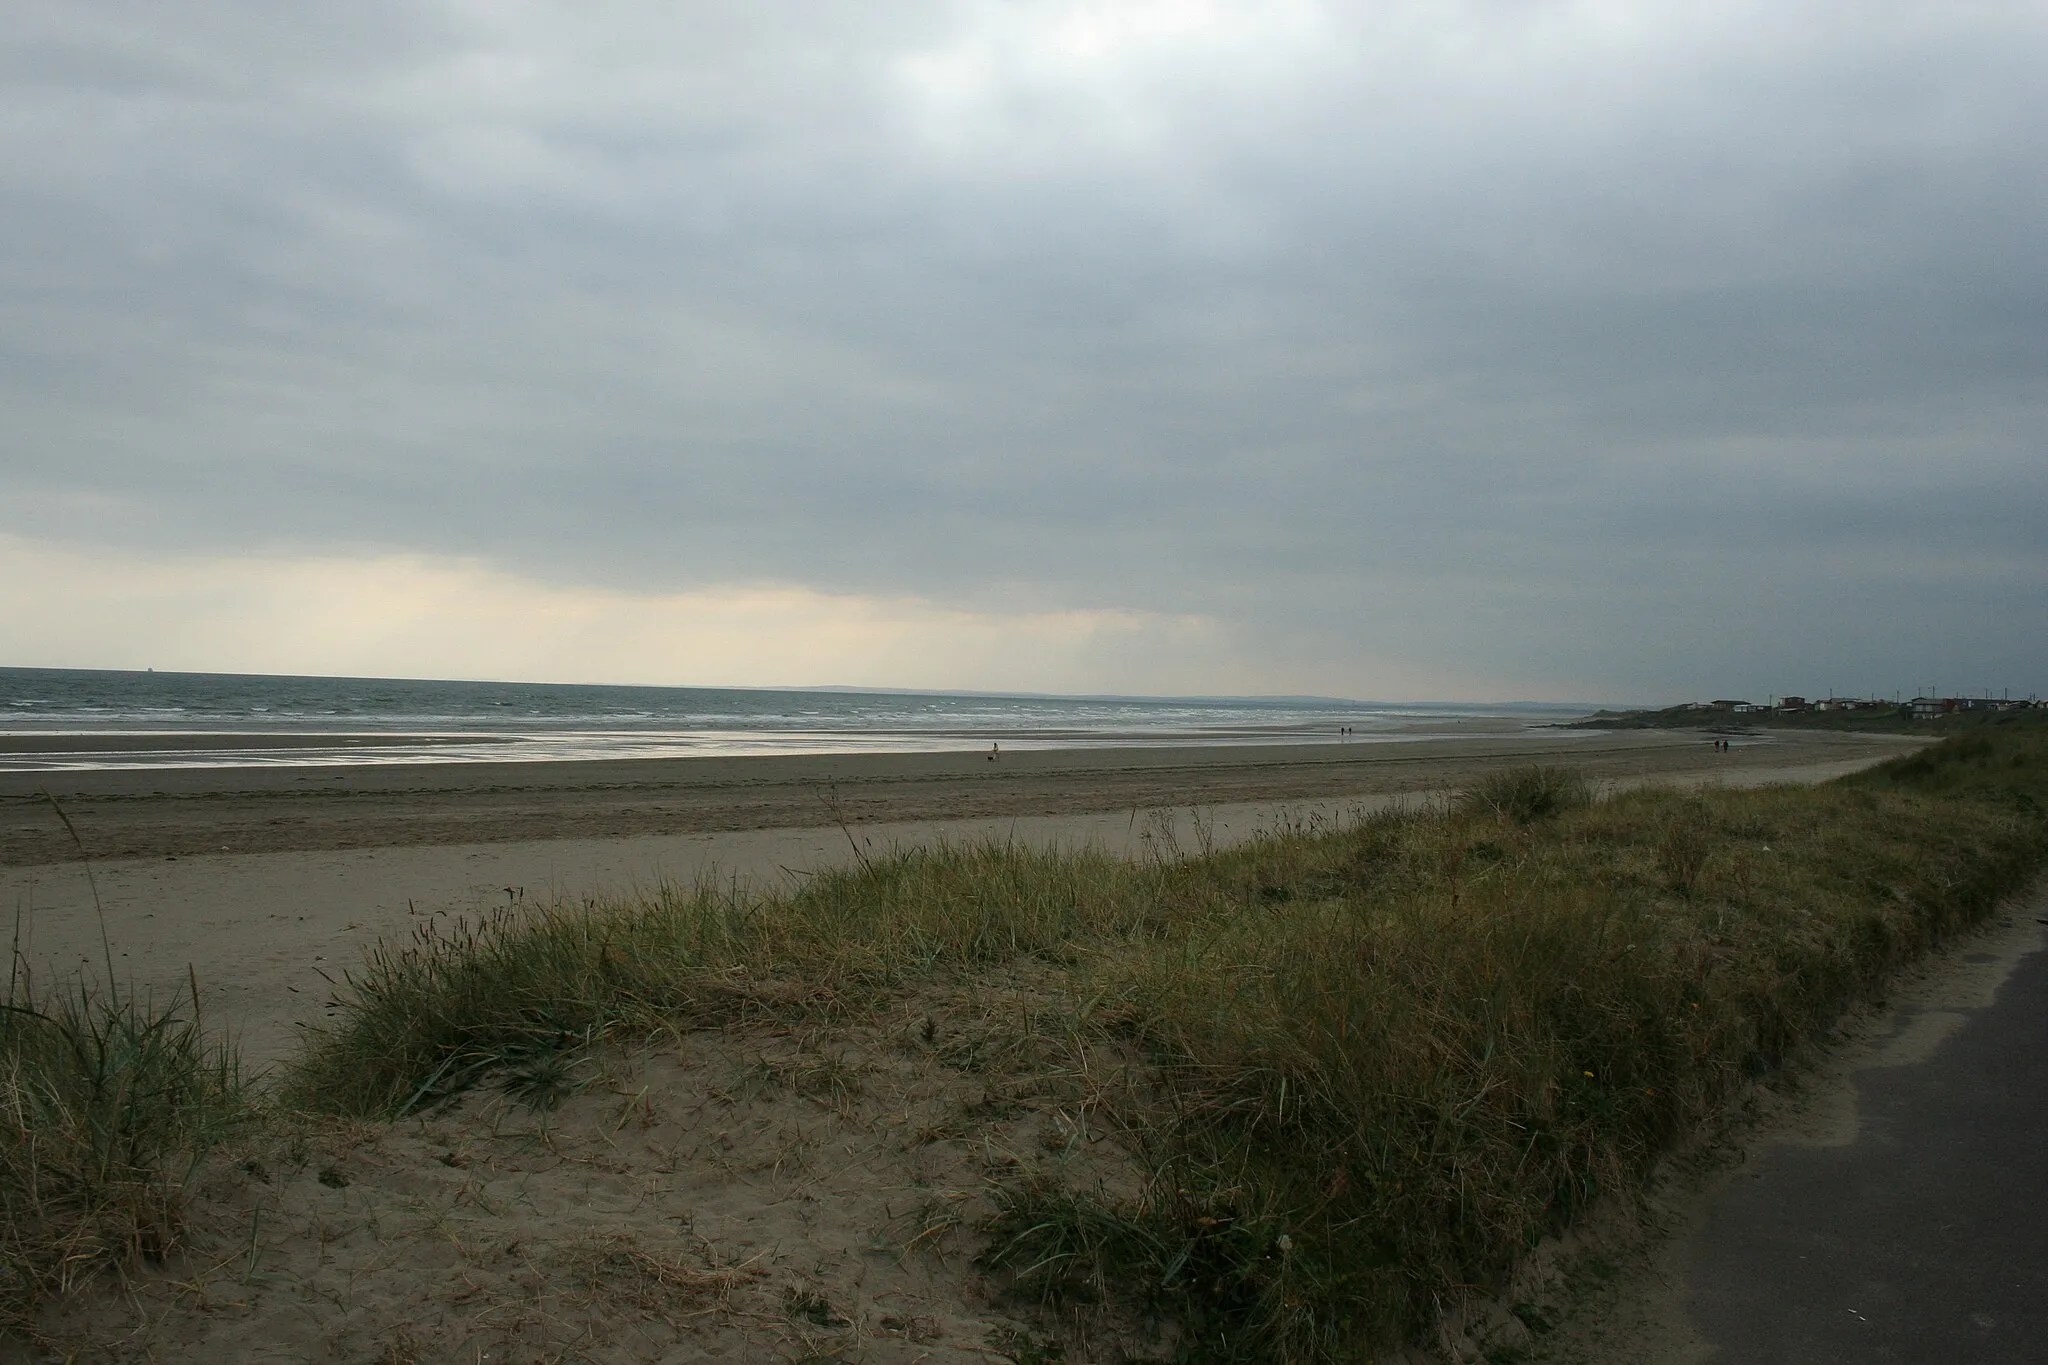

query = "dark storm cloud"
[3, 2, 2044, 698]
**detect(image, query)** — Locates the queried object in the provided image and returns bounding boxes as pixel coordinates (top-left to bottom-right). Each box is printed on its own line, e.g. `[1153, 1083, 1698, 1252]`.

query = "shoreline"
[0, 714, 1553, 772]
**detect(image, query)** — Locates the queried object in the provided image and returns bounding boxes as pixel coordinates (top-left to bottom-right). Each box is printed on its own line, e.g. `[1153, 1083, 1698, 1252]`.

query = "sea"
[0, 667, 1596, 772]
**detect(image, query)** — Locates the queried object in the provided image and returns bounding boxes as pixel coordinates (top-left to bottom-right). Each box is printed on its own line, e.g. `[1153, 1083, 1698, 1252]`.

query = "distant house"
[1733, 703, 1767, 714]
[1910, 697, 1951, 721]
[1710, 700, 1746, 711]
[1777, 696, 1808, 712]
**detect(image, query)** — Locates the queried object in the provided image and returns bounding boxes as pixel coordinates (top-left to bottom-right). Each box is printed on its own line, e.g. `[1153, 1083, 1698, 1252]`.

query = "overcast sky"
[3, 2, 2043, 702]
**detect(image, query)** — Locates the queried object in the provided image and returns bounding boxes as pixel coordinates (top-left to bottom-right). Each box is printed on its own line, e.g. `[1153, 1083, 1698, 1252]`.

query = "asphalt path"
[1675, 903, 2048, 1362]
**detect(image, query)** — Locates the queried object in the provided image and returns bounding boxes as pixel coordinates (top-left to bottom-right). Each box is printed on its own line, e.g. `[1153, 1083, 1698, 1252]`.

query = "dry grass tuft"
[569, 1230, 766, 1318]
[1457, 765, 1594, 825]
[0, 981, 245, 1334]
[283, 842, 1172, 1119]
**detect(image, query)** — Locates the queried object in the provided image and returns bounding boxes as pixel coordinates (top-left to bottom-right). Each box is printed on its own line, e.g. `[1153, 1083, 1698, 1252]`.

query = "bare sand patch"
[34, 974, 1156, 1365]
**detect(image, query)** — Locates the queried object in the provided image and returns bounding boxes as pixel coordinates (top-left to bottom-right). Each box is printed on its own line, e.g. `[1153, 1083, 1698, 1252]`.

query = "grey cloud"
[3, 1, 2044, 698]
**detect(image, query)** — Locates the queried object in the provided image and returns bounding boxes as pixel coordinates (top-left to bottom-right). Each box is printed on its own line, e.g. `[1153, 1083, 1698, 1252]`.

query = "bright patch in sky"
[0, 536, 1241, 695]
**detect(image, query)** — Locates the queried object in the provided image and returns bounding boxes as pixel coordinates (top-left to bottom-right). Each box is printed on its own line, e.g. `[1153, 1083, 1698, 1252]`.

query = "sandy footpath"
[0, 730, 1920, 1065]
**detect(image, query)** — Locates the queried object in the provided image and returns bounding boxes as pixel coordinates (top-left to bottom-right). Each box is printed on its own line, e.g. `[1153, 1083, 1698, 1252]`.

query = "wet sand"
[0, 729, 1922, 1063]
[0, 728, 1917, 865]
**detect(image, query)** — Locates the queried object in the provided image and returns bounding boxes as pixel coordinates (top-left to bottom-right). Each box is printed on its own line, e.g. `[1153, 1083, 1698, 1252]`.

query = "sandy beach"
[2, 728, 1922, 1063]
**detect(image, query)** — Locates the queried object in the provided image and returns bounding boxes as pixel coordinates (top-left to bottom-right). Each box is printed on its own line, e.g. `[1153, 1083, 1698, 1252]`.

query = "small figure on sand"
[988, 742, 1000, 762]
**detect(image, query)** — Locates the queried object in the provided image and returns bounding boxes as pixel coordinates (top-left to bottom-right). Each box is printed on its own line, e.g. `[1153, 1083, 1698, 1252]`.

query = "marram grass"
[0, 981, 246, 1331]
[997, 775, 2046, 1356]
[280, 724, 2048, 1359]
[20, 722, 2042, 1359]
[280, 840, 1176, 1117]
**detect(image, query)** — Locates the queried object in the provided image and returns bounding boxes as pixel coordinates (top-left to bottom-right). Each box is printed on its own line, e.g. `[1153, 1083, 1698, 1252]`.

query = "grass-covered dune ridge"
[280, 842, 1179, 1118]
[1053, 779, 2041, 1355]
[268, 723, 2048, 1359]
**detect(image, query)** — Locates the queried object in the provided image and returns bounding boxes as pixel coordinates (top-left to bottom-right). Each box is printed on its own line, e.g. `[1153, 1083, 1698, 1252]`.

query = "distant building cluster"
[1902, 695, 2040, 721]
[1679, 696, 2042, 720]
